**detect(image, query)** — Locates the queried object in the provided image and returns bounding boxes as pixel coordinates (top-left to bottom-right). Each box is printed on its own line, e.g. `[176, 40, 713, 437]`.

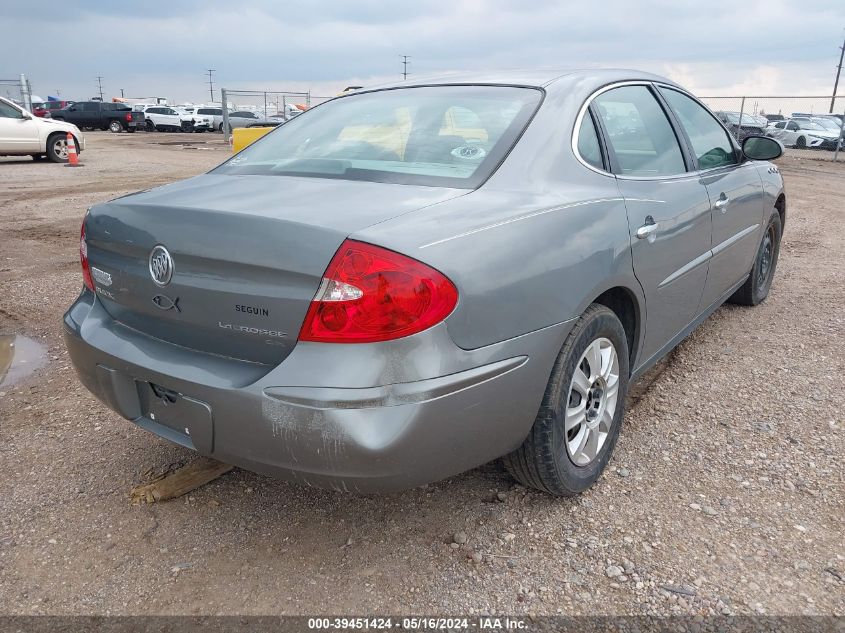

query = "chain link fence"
[217, 88, 315, 133]
[699, 95, 845, 162]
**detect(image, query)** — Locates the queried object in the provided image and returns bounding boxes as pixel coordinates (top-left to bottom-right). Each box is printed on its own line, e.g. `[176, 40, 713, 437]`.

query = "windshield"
[214, 86, 543, 188]
[812, 118, 840, 131]
[724, 112, 767, 126]
[796, 120, 825, 131]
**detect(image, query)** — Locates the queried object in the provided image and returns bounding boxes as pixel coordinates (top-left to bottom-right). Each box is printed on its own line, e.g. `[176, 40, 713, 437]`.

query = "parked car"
[64, 70, 785, 496]
[796, 116, 845, 140]
[194, 107, 226, 131]
[0, 96, 85, 162]
[31, 100, 73, 118]
[763, 114, 785, 122]
[767, 118, 841, 149]
[226, 111, 276, 129]
[51, 101, 144, 133]
[137, 105, 183, 132]
[714, 111, 769, 140]
[173, 107, 214, 132]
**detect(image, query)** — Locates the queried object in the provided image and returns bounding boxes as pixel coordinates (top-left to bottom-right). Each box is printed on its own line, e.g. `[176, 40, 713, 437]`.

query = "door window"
[593, 86, 686, 177]
[787, 122, 799, 131]
[83, 103, 100, 112]
[577, 111, 605, 170]
[659, 88, 738, 170]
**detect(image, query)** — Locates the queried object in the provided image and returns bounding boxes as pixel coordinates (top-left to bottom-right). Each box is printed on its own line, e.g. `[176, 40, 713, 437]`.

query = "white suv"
[174, 107, 214, 132]
[0, 96, 85, 162]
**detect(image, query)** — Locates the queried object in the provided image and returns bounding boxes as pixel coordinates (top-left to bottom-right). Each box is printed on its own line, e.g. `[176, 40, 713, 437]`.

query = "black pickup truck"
[51, 101, 144, 133]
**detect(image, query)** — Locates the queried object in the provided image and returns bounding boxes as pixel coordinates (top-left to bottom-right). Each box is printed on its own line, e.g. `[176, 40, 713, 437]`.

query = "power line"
[206, 69, 216, 102]
[831, 34, 845, 113]
[400, 55, 411, 80]
[96, 76, 104, 101]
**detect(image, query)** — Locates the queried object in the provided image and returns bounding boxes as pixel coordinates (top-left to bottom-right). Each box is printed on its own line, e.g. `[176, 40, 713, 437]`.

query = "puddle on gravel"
[0, 334, 48, 388]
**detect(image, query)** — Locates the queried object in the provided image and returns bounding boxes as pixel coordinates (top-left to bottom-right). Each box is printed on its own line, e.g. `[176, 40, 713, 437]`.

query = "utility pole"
[400, 55, 410, 80]
[832, 35, 845, 113]
[206, 69, 216, 102]
[96, 76, 104, 101]
[120, 88, 125, 98]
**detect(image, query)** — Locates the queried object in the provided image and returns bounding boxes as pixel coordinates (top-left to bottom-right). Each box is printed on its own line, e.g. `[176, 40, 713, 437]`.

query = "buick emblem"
[148, 245, 174, 287]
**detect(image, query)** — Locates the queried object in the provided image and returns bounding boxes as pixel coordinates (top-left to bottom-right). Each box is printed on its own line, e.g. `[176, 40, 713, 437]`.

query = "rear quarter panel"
[355, 80, 642, 350]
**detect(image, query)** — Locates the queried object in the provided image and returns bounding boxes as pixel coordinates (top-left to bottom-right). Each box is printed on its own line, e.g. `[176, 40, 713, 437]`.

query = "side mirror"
[742, 135, 783, 161]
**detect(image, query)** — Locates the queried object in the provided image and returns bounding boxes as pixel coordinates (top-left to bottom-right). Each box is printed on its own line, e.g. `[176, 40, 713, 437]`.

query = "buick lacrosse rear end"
[65, 70, 785, 494]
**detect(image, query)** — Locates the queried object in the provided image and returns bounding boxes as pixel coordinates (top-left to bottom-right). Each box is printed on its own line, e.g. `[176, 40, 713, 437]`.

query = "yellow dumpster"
[232, 126, 274, 153]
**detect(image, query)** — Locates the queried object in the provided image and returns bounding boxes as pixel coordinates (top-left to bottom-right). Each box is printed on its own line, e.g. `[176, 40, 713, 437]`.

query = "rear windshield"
[214, 86, 543, 188]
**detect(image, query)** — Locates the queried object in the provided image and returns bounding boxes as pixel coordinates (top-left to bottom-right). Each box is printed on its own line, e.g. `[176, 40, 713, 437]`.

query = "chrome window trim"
[572, 80, 744, 181]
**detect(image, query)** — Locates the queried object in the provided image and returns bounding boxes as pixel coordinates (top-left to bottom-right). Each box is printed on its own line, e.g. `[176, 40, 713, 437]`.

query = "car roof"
[363, 68, 679, 91]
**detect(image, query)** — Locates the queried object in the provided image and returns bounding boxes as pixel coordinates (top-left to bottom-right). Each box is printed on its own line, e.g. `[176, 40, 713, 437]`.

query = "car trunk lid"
[84, 174, 464, 366]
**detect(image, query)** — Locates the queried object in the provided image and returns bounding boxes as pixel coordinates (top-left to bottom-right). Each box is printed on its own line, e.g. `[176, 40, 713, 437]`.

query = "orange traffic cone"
[65, 132, 82, 167]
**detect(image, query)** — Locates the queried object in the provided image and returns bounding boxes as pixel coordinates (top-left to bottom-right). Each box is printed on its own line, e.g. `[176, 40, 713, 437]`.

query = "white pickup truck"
[0, 96, 85, 162]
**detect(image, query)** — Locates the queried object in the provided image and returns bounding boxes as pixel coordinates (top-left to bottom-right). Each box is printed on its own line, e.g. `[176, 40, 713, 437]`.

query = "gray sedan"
[226, 110, 276, 129]
[64, 70, 785, 495]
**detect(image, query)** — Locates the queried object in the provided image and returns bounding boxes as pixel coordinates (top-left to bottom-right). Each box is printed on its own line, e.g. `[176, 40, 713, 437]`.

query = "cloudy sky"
[2, 0, 844, 108]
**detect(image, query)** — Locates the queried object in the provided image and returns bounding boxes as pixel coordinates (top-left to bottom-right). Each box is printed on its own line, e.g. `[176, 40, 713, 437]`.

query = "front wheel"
[795, 136, 807, 149]
[146, 120, 156, 132]
[503, 304, 629, 496]
[46, 133, 70, 163]
[108, 120, 123, 133]
[728, 210, 782, 306]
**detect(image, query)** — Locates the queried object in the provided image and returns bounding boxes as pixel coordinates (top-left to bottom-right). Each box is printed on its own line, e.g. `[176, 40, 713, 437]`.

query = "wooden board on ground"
[130, 457, 233, 504]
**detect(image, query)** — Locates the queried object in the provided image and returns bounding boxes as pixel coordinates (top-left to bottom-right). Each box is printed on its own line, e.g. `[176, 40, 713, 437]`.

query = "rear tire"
[503, 304, 629, 496]
[728, 210, 782, 306]
[108, 120, 123, 133]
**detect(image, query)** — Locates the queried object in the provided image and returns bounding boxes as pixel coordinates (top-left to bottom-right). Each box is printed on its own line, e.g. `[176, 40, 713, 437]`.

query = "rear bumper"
[63, 292, 570, 492]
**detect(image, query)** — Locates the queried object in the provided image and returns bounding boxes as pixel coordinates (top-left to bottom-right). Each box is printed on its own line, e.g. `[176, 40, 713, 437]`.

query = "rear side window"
[659, 88, 737, 170]
[83, 103, 100, 112]
[593, 86, 686, 177]
[577, 111, 604, 170]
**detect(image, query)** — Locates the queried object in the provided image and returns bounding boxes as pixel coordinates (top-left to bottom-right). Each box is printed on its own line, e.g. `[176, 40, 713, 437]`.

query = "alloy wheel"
[53, 137, 68, 160]
[564, 337, 620, 466]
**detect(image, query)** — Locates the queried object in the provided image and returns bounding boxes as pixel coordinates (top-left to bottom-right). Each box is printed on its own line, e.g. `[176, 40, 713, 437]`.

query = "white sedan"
[0, 96, 85, 162]
[766, 118, 841, 149]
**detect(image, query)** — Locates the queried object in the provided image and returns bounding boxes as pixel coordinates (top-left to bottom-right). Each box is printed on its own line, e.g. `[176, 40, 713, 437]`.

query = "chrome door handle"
[714, 196, 730, 213]
[636, 220, 659, 240]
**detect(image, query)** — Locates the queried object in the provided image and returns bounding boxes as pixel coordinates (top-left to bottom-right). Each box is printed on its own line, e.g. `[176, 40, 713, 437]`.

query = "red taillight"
[125, 113, 132, 122]
[299, 240, 458, 343]
[80, 218, 94, 292]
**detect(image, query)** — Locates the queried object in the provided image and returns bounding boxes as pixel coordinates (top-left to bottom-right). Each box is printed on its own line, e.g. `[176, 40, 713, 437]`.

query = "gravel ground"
[0, 132, 843, 616]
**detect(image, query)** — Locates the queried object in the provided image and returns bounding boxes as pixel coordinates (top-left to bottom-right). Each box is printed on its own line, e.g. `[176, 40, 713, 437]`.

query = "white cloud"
[2, 0, 843, 109]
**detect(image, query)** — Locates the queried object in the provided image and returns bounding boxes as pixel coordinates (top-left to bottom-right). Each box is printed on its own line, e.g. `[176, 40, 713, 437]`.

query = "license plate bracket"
[138, 382, 214, 454]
